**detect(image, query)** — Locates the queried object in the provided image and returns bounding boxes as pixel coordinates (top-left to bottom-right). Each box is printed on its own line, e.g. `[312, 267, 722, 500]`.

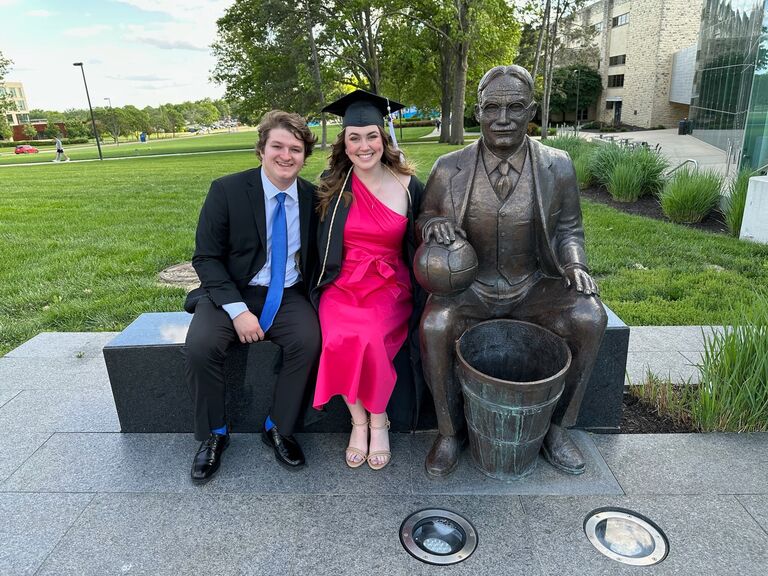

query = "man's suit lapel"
[451, 140, 480, 225]
[246, 167, 268, 251]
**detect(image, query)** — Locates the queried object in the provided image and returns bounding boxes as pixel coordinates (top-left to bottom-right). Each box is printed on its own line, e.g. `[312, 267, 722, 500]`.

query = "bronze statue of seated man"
[416, 65, 607, 477]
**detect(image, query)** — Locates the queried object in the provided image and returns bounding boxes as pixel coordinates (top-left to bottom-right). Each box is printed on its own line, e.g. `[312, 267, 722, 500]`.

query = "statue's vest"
[465, 150, 538, 289]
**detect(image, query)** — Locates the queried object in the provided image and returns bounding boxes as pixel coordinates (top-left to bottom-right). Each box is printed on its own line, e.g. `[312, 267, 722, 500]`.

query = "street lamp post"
[73, 62, 103, 160]
[104, 97, 118, 146]
[573, 69, 581, 134]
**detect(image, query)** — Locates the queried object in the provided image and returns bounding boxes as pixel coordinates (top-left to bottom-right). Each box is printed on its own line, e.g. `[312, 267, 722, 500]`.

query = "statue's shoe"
[425, 433, 464, 477]
[541, 424, 586, 475]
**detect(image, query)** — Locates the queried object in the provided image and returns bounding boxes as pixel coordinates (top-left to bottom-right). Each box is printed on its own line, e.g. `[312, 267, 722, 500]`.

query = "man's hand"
[232, 310, 265, 343]
[423, 218, 466, 245]
[564, 267, 599, 296]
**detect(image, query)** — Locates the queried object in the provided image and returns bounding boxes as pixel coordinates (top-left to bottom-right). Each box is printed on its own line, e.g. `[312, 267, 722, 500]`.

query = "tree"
[212, 0, 325, 120]
[391, 0, 520, 144]
[0, 51, 13, 140]
[21, 123, 37, 140]
[63, 120, 88, 139]
[524, 0, 588, 138]
[548, 65, 601, 121]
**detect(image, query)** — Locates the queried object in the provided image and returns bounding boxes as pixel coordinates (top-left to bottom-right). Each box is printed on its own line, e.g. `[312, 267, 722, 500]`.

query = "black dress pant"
[184, 285, 321, 441]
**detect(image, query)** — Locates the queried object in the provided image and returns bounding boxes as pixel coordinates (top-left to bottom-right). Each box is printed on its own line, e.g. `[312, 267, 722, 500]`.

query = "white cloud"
[25, 9, 54, 17]
[63, 25, 113, 38]
[112, 0, 232, 22]
[107, 74, 171, 82]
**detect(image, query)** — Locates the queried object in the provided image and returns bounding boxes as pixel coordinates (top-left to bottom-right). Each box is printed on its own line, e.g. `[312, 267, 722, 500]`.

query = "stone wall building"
[573, 0, 703, 128]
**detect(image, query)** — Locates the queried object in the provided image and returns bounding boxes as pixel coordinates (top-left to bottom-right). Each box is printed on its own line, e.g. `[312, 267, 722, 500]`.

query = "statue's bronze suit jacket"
[417, 136, 589, 277]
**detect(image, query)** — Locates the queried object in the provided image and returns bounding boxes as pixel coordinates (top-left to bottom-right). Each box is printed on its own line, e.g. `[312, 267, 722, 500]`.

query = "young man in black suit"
[184, 110, 320, 481]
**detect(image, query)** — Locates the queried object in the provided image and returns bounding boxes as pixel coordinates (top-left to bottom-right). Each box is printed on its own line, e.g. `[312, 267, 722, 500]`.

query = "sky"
[0, 0, 235, 111]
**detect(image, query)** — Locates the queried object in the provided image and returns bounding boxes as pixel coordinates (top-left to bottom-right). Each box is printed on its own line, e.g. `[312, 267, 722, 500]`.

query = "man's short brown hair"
[255, 110, 317, 160]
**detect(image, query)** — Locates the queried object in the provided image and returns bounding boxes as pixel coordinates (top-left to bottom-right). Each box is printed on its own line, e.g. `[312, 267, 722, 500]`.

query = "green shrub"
[573, 154, 593, 189]
[660, 168, 723, 223]
[589, 143, 631, 186]
[543, 134, 587, 158]
[693, 295, 768, 432]
[633, 147, 669, 196]
[724, 167, 754, 237]
[607, 159, 643, 201]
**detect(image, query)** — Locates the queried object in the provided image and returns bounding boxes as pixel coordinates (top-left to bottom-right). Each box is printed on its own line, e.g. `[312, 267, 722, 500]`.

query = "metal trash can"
[455, 320, 571, 480]
[678, 119, 690, 135]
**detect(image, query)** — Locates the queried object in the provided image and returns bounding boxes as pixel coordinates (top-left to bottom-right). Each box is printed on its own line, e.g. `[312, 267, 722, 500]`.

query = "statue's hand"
[423, 218, 466, 245]
[564, 267, 599, 296]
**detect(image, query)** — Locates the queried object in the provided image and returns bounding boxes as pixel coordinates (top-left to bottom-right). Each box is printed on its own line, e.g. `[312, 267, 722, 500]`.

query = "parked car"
[14, 144, 39, 154]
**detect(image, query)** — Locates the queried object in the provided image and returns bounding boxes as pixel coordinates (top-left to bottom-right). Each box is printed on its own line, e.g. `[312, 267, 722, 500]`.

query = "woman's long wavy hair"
[317, 126, 415, 220]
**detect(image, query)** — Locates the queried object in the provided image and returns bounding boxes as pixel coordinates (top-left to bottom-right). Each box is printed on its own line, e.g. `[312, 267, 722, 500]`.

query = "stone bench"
[103, 305, 628, 434]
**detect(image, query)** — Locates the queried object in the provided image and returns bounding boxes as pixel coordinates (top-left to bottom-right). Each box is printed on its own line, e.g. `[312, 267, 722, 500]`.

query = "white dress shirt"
[222, 169, 302, 320]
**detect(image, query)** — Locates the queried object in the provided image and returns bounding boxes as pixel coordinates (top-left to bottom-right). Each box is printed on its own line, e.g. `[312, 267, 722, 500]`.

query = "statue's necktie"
[259, 192, 287, 333]
[496, 160, 513, 200]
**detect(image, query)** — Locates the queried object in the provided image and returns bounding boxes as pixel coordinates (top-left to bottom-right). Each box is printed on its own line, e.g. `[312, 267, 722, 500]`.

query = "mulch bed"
[619, 394, 697, 433]
[580, 185, 729, 235]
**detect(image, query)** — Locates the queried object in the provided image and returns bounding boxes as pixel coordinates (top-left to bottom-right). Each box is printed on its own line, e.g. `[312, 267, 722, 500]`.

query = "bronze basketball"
[414, 237, 478, 296]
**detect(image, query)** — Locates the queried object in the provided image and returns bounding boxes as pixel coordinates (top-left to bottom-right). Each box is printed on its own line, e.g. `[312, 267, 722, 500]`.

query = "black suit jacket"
[185, 167, 319, 312]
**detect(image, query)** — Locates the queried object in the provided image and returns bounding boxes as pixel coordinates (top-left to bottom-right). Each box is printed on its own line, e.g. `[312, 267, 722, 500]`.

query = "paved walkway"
[1, 329, 765, 575]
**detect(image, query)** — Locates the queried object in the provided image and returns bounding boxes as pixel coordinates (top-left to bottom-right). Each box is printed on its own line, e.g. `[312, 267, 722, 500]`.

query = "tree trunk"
[531, 0, 551, 80]
[439, 31, 453, 143]
[450, 42, 468, 145]
[449, 0, 471, 145]
[305, 0, 326, 148]
[541, 2, 561, 140]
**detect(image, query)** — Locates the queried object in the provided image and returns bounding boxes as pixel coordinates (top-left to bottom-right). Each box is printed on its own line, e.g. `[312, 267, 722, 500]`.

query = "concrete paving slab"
[737, 496, 768, 535]
[625, 350, 701, 384]
[0, 389, 119, 433]
[34, 493, 540, 576]
[409, 431, 623, 496]
[2, 433, 414, 495]
[0, 356, 109, 392]
[0, 492, 94, 576]
[521, 495, 768, 576]
[593, 433, 768, 495]
[627, 325, 713, 353]
[0, 388, 21, 408]
[3, 332, 119, 360]
[0, 432, 50, 483]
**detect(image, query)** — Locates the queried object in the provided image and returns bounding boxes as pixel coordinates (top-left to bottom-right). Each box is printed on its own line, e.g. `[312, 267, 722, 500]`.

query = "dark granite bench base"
[103, 305, 628, 434]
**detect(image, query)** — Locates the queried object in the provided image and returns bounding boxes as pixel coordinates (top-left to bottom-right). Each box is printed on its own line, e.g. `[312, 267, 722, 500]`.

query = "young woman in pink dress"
[311, 91, 424, 470]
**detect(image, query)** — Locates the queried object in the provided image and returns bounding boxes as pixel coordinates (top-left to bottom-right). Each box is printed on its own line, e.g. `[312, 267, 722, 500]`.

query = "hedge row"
[0, 137, 90, 148]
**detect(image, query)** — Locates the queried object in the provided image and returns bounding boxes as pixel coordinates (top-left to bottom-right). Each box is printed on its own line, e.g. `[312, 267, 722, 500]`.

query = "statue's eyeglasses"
[479, 101, 536, 117]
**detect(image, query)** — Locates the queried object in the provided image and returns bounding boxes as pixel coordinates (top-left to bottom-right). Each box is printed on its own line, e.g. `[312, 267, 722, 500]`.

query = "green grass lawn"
[0, 126, 435, 165]
[1, 142, 767, 354]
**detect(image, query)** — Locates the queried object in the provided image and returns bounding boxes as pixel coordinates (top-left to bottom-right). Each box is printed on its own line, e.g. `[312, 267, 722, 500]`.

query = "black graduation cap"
[322, 89, 405, 128]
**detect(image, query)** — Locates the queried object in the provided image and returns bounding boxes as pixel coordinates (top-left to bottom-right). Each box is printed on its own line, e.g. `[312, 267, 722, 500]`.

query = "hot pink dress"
[313, 172, 413, 413]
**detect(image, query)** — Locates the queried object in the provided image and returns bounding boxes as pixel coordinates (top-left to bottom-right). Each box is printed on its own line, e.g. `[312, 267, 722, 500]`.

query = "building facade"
[575, 0, 703, 128]
[689, 0, 768, 171]
[0, 81, 30, 127]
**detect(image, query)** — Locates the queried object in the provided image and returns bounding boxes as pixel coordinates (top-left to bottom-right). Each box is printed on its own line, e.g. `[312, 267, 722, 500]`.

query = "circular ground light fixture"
[400, 509, 478, 565]
[584, 507, 669, 566]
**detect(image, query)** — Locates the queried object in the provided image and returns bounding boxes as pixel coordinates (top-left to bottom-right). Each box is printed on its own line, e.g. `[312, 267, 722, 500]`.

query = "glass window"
[608, 74, 625, 88]
[606, 101, 615, 110]
[609, 55, 626, 65]
[611, 13, 629, 27]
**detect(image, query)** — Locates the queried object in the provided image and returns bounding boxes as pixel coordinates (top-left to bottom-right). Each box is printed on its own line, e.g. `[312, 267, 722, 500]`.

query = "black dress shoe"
[541, 424, 586, 475]
[261, 425, 305, 468]
[191, 433, 230, 482]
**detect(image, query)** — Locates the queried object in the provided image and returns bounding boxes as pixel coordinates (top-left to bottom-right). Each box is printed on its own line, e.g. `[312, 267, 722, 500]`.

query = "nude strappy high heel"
[346, 418, 369, 468]
[367, 417, 391, 470]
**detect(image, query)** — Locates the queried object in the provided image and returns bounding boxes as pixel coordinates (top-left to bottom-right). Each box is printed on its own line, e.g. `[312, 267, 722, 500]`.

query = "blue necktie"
[259, 192, 287, 333]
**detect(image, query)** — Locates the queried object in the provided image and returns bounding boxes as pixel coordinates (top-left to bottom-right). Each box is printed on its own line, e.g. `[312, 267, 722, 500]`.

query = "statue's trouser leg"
[419, 294, 478, 437]
[512, 277, 608, 427]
